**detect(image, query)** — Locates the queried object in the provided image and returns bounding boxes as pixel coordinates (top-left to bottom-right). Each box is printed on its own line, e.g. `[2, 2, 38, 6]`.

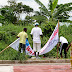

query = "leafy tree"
[0, 15, 5, 23]
[0, 7, 17, 24]
[0, 0, 34, 24]
[8, 0, 33, 20]
[32, 11, 48, 24]
[34, 0, 72, 22]
[55, 3, 72, 22]
[41, 20, 56, 37]
[24, 15, 33, 25]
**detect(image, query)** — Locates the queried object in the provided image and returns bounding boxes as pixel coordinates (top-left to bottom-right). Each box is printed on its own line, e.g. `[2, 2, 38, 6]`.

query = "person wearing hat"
[30, 22, 43, 58]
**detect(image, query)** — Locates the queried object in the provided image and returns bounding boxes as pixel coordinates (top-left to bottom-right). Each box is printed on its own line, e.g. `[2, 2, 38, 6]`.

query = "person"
[16, 28, 28, 53]
[58, 36, 68, 58]
[30, 22, 43, 58]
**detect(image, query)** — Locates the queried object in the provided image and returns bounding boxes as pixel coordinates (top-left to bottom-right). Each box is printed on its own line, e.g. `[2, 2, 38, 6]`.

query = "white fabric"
[39, 24, 59, 55]
[33, 42, 41, 52]
[30, 27, 42, 43]
[9, 38, 20, 51]
[60, 36, 68, 45]
[9, 38, 34, 56]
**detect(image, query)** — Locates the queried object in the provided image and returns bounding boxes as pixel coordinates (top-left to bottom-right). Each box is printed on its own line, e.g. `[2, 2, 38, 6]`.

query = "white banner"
[39, 24, 59, 55]
[9, 38, 34, 56]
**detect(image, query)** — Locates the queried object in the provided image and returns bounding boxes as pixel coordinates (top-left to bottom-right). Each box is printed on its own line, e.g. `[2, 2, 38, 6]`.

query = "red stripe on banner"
[51, 28, 58, 40]
[26, 46, 33, 54]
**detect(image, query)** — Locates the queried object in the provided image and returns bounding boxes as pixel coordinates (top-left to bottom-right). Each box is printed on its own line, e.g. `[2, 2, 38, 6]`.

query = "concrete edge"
[0, 59, 70, 64]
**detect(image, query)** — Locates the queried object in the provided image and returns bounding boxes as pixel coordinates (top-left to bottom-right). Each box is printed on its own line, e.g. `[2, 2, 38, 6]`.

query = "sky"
[0, 0, 72, 10]
[0, 0, 72, 20]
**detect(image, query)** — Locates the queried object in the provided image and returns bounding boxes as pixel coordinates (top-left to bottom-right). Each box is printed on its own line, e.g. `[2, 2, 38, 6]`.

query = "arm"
[16, 36, 19, 38]
[66, 43, 71, 52]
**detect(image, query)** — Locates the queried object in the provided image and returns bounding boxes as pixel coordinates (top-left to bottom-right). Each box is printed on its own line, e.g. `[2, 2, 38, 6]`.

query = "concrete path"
[13, 64, 72, 72]
[0, 63, 72, 72]
[0, 66, 13, 72]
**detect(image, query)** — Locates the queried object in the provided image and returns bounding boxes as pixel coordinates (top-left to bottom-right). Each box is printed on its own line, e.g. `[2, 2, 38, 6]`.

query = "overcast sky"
[0, 0, 72, 10]
[0, 0, 72, 20]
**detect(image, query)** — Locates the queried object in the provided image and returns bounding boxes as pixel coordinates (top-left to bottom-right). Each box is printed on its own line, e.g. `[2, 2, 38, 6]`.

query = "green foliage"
[0, 7, 17, 24]
[0, 0, 34, 24]
[0, 15, 4, 19]
[34, 0, 72, 22]
[41, 20, 56, 37]
[59, 24, 72, 43]
[0, 15, 5, 23]
[49, 0, 58, 15]
[32, 15, 47, 24]
[55, 3, 72, 22]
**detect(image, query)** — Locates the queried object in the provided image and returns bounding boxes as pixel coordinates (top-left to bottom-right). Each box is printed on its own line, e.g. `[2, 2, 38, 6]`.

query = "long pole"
[57, 20, 59, 59]
[70, 42, 72, 69]
[0, 46, 10, 54]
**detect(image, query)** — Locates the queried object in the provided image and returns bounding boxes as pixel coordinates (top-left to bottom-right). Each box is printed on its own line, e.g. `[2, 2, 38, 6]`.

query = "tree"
[0, 7, 17, 24]
[55, 3, 72, 22]
[32, 14, 48, 24]
[0, 15, 5, 23]
[8, 0, 33, 20]
[34, 0, 72, 22]
[0, 0, 34, 24]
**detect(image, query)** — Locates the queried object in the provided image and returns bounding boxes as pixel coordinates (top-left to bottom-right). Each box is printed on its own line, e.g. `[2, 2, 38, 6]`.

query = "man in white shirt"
[30, 23, 43, 58]
[59, 36, 68, 58]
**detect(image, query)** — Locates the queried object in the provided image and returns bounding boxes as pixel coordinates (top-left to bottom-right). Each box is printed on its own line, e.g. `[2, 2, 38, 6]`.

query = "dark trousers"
[19, 43, 26, 53]
[60, 43, 68, 58]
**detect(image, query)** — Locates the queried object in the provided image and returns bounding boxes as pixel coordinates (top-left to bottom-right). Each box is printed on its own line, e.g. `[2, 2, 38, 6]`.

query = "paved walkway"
[0, 66, 13, 72]
[0, 63, 72, 72]
[13, 64, 72, 72]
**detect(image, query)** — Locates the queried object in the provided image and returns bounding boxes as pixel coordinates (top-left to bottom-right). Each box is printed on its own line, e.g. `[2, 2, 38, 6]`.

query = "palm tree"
[34, 0, 72, 22]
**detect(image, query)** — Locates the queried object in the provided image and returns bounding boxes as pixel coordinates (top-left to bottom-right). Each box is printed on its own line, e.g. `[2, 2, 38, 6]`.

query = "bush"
[41, 21, 56, 37]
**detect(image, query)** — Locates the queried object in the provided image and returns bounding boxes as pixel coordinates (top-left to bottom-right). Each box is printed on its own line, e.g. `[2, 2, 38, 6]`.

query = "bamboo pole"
[57, 20, 59, 59]
[0, 46, 10, 54]
[70, 42, 72, 69]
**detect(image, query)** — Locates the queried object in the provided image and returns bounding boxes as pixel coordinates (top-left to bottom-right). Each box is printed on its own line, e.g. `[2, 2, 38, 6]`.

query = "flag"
[25, 39, 34, 56]
[39, 24, 59, 55]
[9, 38, 20, 51]
[9, 38, 34, 56]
